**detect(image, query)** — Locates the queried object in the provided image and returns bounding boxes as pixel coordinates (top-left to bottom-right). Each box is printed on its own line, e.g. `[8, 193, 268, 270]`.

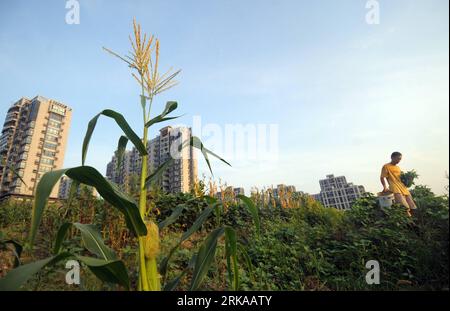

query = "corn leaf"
[1, 156, 27, 187]
[53, 222, 72, 254]
[238, 243, 255, 282]
[30, 166, 147, 247]
[159, 205, 215, 280]
[180, 204, 216, 241]
[158, 204, 185, 230]
[225, 227, 239, 290]
[75, 255, 130, 290]
[237, 195, 260, 235]
[184, 136, 231, 175]
[145, 157, 174, 188]
[144, 101, 178, 128]
[82, 109, 147, 166]
[116, 136, 129, 170]
[29, 169, 68, 245]
[189, 227, 225, 290]
[73, 223, 117, 260]
[0, 252, 71, 291]
[64, 167, 146, 237]
[163, 254, 196, 291]
[54, 223, 118, 262]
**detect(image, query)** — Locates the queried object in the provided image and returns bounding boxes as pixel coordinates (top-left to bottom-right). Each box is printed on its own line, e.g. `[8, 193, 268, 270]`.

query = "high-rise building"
[0, 96, 72, 199]
[106, 126, 198, 194]
[313, 174, 366, 210]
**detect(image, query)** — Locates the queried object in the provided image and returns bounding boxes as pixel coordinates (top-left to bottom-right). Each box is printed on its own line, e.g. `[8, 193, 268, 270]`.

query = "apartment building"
[313, 174, 366, 210]
[0, 96, 72, 199]
[106, 126, 198, 194]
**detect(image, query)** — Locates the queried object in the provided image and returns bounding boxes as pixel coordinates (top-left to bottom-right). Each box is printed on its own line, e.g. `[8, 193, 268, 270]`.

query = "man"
[380, 152, 417, 216]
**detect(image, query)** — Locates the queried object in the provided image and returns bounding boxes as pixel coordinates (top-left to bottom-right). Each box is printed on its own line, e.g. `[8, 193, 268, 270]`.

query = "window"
[45, 134, 58, 142]
[43, 142, 57, 150]
[23, 136, 32, 145]
[40, 158, 54, 165]
[48, 120, 61, 128]
[49, 112, 63, 122]
[43, 150, 56, 157]
[50, 104, 66, 116]
[39, 166, 52, 173]
[47, 128, 59, 135]
[19, 152, 28, 161]
[25, 129, 34, 137]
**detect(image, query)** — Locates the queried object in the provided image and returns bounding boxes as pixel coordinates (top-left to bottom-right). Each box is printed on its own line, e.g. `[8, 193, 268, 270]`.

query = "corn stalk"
[0, 19, 262, 292]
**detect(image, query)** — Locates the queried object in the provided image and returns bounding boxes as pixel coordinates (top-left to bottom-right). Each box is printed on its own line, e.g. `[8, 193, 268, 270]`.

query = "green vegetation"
[0, 20, 448, 292]
[0, 20, 253, 292]
[401, 170, 419, 188]
[0, 184, 448, 291]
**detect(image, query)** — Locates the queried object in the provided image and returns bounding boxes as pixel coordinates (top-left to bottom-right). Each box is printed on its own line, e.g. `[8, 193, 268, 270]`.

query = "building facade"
[313, 174, 366, 210]
[106, 126, 198, 194]
[0, 96, 72, 199]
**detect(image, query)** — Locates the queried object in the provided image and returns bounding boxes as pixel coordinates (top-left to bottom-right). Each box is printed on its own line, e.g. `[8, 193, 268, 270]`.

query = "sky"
[0, 0, 448, 195]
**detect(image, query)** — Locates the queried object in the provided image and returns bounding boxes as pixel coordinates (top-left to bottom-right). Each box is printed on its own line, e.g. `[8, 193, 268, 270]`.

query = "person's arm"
[380, 166, 389, 192]
[380, 177, 389, 192]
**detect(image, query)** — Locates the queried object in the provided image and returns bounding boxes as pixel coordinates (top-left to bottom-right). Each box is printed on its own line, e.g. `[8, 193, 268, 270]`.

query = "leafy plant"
[401, 170, 419, 188]
[0, 19, 258, 292]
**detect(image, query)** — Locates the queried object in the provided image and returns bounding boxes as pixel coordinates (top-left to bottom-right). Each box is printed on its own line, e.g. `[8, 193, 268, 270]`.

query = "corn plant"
[0, 20, 259, 291]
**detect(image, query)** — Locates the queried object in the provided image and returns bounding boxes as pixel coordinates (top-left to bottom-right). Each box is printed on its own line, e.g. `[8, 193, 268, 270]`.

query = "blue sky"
[0, 0, 448, 194]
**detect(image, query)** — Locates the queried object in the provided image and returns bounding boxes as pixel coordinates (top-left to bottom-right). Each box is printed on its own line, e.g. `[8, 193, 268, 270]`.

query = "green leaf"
[116, 136, 129, 170]
[0, 252, 71, 291]
[180, 205, 215, 241]
[64, 167, 146, 237]
[184, 136, 231, 175]
[30, 169, 68, 245]
[145, 116, 182, 129]
[158, 204, 185, 230]
[75, 255, 130, 290]
[238, 243, 255, 282]
[53, 222, 72, 254]
[73, 223, 117, 260]
[145, 158, 174, 188]
[237, 195, 260, 235]
[225, 227, 239, 290]
[82, 109, 147, 166]
[30, 166, 146, 247]
[163, 254, 196, 291]
[189, 227, 225, 290]
[144, 101, 178, 128]
[1, 156, 27, 187]
[160, 205, 215, 279]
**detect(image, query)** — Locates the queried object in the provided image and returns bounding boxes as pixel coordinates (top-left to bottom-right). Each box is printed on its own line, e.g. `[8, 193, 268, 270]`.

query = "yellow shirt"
[381, 163, 410, 196]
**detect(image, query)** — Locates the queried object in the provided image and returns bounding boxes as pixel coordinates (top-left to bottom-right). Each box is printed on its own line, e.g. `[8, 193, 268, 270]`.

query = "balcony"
[7, 105, 20, 113]
[4, 118, 17, 125]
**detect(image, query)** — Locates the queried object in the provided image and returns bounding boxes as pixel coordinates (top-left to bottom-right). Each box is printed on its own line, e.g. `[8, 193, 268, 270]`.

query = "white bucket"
[377, 193, 395, 208]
